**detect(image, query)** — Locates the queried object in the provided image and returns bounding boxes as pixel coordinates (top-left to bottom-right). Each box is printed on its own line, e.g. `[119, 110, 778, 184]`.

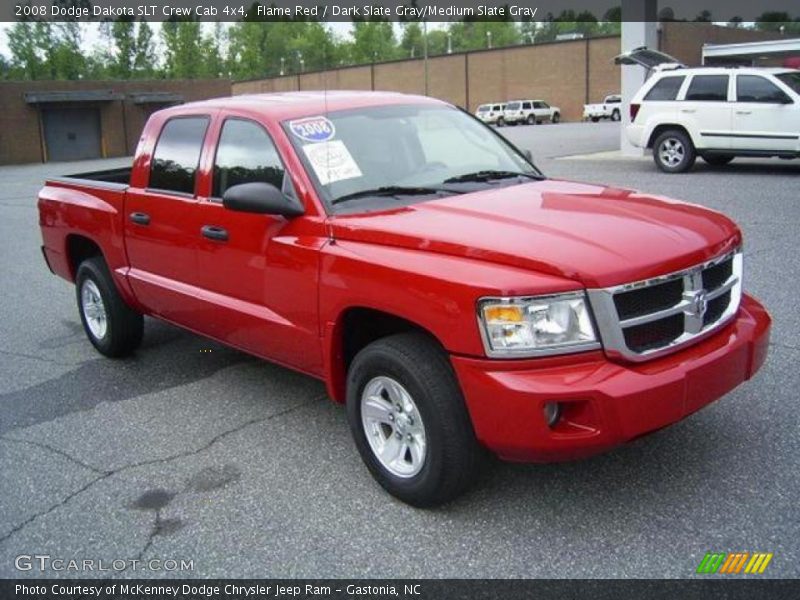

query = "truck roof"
[167, 90, 445, 120]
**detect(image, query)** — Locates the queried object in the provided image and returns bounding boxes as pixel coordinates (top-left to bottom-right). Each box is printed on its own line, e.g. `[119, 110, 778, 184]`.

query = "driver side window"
[212, 119, 287, 200]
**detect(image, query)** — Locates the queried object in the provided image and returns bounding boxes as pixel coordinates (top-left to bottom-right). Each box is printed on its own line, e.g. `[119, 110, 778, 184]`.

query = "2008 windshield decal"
[289, 116, 335, 142]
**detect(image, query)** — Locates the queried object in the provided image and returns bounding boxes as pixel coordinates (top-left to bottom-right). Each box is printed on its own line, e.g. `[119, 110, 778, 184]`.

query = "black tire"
[652, 129, 697, 173]
[75, 256, 143, 358]
[611, 109, 621, 122]
[526, 114, 536, 125]
[346, 332, 480, 507]
[496, 117, 505, 127]
[702, 155, 734, 166]
[591, 117, 600, 123]
[552, 112, 560, 124]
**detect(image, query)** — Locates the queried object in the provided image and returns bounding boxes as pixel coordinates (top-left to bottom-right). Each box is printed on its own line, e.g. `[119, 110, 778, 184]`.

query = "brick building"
[0, 79, 230, 165]
[0, 22, 789, 165]
[232, 23, 788, 121]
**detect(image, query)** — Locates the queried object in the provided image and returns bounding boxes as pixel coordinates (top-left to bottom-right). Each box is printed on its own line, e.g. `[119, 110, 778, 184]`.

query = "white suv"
[502, 100, 561, 126]
[620, 49, 800, 173]
[475, 102, 506, 125]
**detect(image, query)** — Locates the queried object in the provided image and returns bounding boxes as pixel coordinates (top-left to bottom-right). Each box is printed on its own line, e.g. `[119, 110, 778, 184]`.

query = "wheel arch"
[647, 123, 692, 149]
[66, 234, 104, 281]
[324, 306, 446, 404]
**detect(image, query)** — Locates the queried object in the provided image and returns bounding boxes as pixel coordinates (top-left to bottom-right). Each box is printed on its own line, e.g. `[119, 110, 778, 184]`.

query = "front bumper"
[451, 294, 771, 462]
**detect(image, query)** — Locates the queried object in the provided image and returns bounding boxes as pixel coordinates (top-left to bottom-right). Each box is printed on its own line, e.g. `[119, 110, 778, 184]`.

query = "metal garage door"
[42, 108, 101, 161]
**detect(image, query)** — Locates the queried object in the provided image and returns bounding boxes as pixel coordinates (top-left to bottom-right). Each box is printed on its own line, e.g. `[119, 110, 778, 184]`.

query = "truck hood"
[329, 179, 741, 288]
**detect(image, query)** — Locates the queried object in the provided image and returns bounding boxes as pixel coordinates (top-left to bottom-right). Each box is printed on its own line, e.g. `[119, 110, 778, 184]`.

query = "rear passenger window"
[644, 76, 685, 101]
[737, 75, 789, 103]
[685, 75, 729, 101]
[492, 105, 501, 111]
[522, 102, 532, 109]
[212, 119, 286, 199]
[149, 117, 209, 195]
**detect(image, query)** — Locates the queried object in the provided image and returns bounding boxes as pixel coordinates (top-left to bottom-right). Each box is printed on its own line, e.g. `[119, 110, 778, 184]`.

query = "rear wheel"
[702, 155, 734, 166]
[346, 333, 480, 507]
[591, 117, 600, 123]
[76, 256, 143, 357]
[653, 130, 696, 173]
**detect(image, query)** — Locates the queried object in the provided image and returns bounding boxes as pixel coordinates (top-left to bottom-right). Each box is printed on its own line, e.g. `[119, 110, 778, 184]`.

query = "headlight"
[477, 292, 600, 357]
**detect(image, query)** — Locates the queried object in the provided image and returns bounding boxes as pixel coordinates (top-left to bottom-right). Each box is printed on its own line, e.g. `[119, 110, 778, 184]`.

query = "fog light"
[543, 402, 561, 428]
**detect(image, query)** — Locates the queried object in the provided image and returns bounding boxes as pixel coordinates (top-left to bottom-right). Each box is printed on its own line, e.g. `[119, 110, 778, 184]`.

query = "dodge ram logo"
[687, 289, 708, 318]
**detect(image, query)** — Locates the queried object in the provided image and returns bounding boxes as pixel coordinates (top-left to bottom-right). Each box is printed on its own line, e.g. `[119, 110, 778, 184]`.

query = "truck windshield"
[776, 72, 800, 94]
[283, 104, 541, 214]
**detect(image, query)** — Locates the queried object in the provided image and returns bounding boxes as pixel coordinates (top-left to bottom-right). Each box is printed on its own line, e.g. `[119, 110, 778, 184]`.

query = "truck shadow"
[0, 319, 252, 435]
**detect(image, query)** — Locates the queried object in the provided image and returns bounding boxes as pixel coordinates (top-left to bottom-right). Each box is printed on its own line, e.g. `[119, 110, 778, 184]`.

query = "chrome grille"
[587, 250, 743, 362]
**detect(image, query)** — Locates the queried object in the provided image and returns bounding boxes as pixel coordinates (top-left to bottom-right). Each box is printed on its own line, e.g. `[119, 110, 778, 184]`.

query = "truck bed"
[49, 167, 131, 190]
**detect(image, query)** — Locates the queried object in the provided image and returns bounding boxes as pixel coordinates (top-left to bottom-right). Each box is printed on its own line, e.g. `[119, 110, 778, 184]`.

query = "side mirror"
[222, 182, 304, 217]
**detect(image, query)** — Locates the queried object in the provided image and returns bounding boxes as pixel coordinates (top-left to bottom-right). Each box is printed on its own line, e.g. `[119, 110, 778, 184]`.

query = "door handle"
[201, 225, 229, 242]
[680, 109, 696, 113]
[736, 110, 752, 115]
[129, 212, 150, 226]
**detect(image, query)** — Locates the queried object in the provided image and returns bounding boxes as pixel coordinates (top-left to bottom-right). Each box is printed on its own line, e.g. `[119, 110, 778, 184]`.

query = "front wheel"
[552, 113, 560, 124]
[611, 109, 621, 122]
[653, 130, 696, 173]
[346, 333, 480, 507]
[76, 256, 143, 357]
[496, 117, 505, 127]
[526, 114, 536, 125]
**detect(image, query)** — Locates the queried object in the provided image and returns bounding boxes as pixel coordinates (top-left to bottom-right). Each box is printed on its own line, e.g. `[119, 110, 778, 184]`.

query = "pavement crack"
[0, 397, 319, 545]
[0, 347, 72, 367]
[0, 436, 109, 475]
[769, 341, 798, 352]
[0, 472, 111, 545]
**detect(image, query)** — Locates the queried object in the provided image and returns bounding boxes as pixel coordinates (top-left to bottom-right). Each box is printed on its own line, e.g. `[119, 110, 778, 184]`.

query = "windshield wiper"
[331, 186, 457, 205]
[443, 170, 539, 184]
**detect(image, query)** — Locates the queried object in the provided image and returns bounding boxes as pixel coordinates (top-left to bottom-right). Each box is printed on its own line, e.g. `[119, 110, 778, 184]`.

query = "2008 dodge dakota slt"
[38, 92, 771, 506]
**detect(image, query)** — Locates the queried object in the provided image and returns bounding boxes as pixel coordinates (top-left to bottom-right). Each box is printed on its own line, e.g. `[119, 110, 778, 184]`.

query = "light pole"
[447, 32, 452, 54]
[280, 56, 285, 76]
[297, 51, 304, 73]
[486, 30, 492, 49]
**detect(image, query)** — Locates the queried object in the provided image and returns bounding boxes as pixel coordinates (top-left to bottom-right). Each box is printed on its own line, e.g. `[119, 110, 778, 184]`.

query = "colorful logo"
[289, 116, 335, 143]
[696, 552, 773, 574]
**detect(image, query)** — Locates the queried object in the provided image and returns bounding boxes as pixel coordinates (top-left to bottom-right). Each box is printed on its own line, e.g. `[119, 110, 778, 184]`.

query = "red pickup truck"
[38, 92, 771, 507]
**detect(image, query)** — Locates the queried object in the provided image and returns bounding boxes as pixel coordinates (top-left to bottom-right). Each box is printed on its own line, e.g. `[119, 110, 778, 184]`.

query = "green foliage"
[755, 13, 800, 34]
[8, 10, 793, 83]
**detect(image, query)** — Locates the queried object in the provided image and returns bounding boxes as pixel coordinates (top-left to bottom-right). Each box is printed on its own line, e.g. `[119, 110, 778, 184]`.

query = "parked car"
[618, 47, 800, 172]
[475, 102, 507, 125]
[502, 99, 561, 125]
[38, 91, 770, 507]
[583, 94, 622, 122]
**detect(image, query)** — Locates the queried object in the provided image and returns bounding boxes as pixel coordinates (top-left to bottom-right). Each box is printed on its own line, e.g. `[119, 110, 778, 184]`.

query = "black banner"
[3, 0, 800, 22]
[2, 579, 799, 600]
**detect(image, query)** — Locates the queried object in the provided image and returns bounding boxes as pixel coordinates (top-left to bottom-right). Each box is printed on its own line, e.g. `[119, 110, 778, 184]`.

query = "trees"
[755, 12, 800, 34]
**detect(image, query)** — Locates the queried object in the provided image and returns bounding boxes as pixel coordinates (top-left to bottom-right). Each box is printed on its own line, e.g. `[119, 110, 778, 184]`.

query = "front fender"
[319, 240, 580, 402]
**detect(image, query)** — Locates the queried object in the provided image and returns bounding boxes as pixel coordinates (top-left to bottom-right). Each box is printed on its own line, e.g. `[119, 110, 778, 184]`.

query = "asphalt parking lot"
[1, 121, 798, 578]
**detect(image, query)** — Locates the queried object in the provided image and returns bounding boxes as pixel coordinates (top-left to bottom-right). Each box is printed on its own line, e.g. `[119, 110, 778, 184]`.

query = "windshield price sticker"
[302, 140, 362, 185]
[289, 116, 335, 142]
